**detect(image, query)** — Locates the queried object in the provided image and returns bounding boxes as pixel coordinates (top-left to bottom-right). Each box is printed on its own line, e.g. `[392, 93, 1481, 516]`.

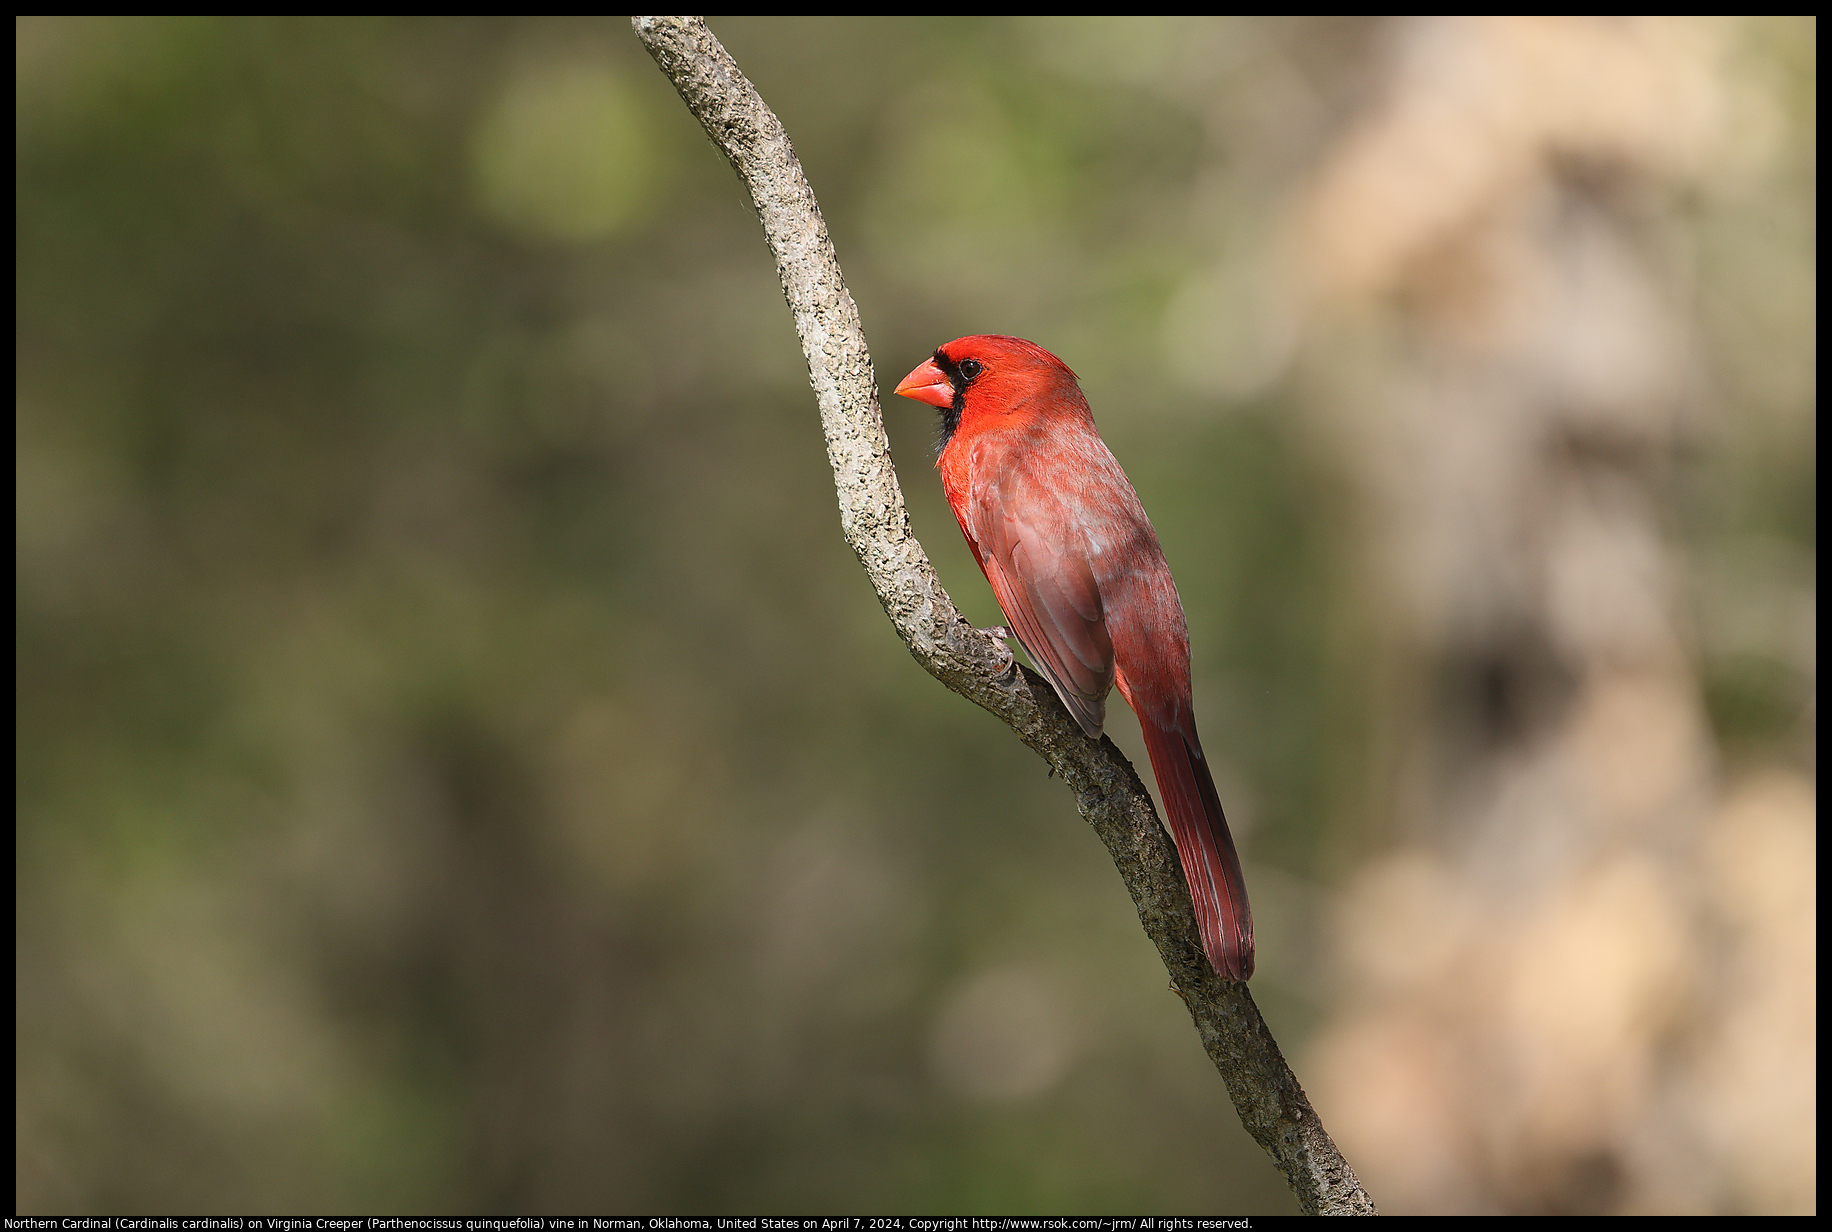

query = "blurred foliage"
[15, 16, 1814, 1215]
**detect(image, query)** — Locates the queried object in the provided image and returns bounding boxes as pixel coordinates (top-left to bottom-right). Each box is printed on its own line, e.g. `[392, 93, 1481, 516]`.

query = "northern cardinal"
[895, 335, 1254, 981]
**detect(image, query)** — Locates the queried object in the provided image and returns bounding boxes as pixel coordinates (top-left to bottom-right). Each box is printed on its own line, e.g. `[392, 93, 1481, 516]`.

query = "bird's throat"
[934, 392, 964, 454]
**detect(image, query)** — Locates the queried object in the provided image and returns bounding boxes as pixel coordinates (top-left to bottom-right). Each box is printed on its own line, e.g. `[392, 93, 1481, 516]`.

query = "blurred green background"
[16, 17, 1815, 1215]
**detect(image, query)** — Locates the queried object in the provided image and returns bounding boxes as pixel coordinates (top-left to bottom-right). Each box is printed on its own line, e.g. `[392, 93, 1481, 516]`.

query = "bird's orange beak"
[894, 357, 954, 409]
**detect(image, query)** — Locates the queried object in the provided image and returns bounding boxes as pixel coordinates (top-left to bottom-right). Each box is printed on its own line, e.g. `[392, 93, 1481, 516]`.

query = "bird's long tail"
[1138, 721, 1254, 980]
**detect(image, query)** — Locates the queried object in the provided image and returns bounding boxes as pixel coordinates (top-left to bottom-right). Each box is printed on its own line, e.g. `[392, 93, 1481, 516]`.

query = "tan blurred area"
[16, 17, 1813, 1214]
[1284, 17, 1814, 1214]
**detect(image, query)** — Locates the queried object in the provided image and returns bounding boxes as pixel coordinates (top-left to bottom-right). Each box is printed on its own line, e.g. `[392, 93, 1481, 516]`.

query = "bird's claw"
[979, 625, 1016, 675]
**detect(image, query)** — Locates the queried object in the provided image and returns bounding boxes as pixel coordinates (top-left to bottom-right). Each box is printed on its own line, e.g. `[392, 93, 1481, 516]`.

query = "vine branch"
[631, 16, 1374, 1215]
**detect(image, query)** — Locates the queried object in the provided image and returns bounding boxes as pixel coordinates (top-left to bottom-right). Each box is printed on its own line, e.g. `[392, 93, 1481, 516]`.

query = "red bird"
[895, 335, 1254, 981]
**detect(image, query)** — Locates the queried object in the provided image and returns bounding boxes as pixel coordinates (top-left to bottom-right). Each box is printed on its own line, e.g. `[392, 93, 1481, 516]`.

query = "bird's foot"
[979, 625, 1016, 675]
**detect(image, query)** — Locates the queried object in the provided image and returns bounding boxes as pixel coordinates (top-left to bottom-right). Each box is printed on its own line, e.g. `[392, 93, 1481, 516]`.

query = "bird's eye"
[957, 358, 983, 381]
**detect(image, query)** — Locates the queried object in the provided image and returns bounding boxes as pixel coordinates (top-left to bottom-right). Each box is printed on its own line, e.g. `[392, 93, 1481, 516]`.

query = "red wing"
[969, 468, 1114, 738]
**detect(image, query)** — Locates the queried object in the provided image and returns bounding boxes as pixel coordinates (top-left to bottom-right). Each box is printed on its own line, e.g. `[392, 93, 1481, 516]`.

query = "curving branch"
[632, 16, 1375, 1215]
